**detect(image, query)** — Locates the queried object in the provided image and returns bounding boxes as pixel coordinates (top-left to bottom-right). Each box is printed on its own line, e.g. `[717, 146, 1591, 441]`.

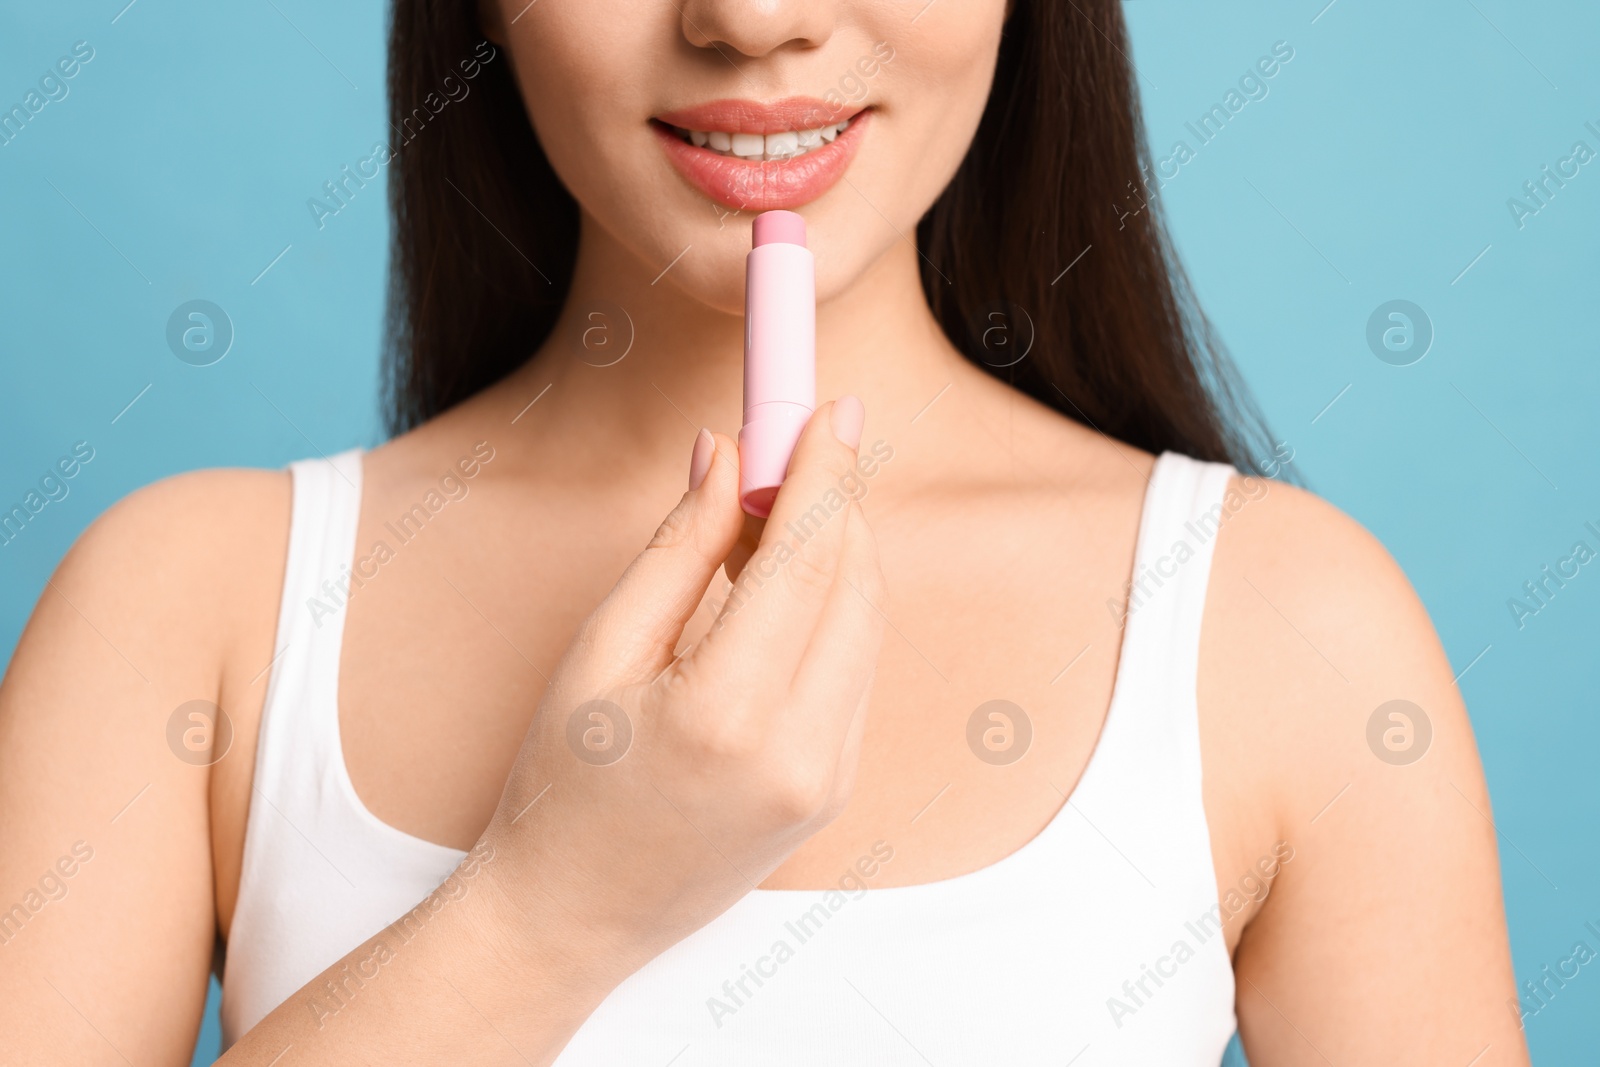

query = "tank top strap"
[1089, 451, 1242, 799]
[252, 449, 364, 802]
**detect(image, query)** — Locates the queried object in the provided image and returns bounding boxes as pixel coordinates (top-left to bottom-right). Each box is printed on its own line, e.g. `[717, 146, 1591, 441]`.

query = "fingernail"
[688, 428, 714, 489]
[831, 395, 865, 450]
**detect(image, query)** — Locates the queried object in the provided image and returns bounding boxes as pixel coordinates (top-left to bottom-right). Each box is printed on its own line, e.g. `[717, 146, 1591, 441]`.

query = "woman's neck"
[495, 208, 973, 482]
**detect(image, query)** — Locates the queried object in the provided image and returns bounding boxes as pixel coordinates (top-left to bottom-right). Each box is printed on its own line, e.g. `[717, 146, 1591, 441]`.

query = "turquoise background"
[1, 0, 1595, 1062]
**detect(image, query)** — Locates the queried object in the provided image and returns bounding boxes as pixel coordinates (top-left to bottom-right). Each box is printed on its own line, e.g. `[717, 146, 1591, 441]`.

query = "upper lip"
[654, 97, 868, 135]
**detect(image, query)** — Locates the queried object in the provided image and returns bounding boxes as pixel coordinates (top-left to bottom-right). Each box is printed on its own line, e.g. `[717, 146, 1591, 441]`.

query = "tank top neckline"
[305, 447, 1214, 900]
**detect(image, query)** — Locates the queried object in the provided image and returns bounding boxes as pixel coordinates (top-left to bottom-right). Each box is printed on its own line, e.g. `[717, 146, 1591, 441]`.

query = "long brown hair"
[384, 0, 1275, 471]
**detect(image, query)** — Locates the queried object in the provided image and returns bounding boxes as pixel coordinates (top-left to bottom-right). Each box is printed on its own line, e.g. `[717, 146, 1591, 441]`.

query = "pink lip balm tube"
[738, 210, 816, 518]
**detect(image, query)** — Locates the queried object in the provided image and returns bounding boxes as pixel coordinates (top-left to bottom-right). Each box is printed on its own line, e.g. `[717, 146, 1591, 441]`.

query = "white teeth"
[765, 130, 799, 158]
[675, 119, 853, 161]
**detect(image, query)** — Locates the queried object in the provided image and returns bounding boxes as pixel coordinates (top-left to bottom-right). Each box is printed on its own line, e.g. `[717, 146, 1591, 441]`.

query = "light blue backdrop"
[1, 1, 1595, 1063]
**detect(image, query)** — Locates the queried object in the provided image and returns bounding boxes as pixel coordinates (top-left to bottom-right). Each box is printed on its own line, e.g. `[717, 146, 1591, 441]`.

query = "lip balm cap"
[752, 210, 807, 249]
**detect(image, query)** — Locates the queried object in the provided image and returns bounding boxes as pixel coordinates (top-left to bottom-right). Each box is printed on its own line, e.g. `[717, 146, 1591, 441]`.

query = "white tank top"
[221, 448, 1241, 1062]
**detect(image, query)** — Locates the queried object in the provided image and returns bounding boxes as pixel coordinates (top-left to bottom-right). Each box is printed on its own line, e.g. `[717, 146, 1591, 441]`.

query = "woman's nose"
[678, 0, 838, 59]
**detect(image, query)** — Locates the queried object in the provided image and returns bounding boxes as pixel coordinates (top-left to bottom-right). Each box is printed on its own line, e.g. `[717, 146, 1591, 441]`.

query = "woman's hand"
[206, 399, 885, 1064]
[477, 397, 887, 980]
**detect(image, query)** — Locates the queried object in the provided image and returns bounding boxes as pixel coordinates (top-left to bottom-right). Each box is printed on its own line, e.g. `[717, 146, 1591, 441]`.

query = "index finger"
[689, 397, 867, 690]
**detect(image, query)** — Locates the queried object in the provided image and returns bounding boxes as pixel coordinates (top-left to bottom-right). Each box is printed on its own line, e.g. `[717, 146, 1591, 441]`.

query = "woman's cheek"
[504, 60, 645, 220]
[500, 0, 660, 163]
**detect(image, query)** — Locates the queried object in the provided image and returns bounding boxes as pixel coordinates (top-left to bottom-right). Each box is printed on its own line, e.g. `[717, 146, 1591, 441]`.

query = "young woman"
[0, 2, 1527, 1064]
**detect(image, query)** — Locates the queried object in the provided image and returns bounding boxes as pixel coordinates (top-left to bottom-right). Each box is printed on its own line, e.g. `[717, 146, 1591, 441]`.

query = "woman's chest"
[331, 497, 1136, 871]
[215, 482, 1272, 956]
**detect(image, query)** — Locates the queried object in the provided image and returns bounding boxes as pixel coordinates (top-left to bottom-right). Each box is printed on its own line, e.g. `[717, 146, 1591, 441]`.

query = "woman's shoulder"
[67, 464, 292, 599]
[1198, 461, 1477, 861]
[47, 464, 294, 700]
[1205, 465, 1430, 673]
[1203, 460, 1448, 734]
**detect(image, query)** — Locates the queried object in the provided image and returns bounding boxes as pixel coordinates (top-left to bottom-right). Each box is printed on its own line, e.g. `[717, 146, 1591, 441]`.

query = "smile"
[664, 117, 853, 162]
[652, 97, 871, 212]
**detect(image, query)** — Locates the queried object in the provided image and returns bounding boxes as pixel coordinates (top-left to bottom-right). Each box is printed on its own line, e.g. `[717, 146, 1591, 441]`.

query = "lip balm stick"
[739, 210, 816, 517]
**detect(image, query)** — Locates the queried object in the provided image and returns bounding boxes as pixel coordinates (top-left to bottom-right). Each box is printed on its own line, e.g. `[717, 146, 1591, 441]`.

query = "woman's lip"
[652, 109, 871, 212]
[656, 96, 868, 135]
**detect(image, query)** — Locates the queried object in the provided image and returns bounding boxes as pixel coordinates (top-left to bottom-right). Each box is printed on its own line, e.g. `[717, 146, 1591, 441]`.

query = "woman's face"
[485, 0, 1007, 311]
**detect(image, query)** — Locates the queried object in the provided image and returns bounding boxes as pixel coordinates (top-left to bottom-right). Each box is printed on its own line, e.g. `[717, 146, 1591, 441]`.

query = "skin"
[0, 1, 1527, 1064]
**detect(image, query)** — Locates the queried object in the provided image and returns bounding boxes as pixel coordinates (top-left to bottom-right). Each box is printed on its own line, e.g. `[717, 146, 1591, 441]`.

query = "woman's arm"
[0, 469, 285, 1064]
[213, 862, 625, 1064]
[1205, 479, 1529, 1065]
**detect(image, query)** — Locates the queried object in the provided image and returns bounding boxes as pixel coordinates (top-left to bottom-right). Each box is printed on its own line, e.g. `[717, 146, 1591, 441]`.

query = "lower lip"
[651, 111, 871, 212]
